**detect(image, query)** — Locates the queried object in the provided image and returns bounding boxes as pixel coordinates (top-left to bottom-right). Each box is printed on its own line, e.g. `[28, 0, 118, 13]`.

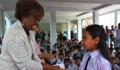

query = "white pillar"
[114, 11, 118, 26]
[67, 21, 71, 40]
[0, 8, 5, 38]
[5, 17, 11, 30]
[93, 11, 99, 25]
[77, 17, 82, 41]
[50, 10, 56, 50]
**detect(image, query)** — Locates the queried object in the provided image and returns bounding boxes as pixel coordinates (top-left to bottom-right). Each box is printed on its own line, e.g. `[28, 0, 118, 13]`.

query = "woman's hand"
[52, 66, 60, 70]
[59, 68, 68, 70]
[45, 54, 54, 60]
[39, 54, 54, 60]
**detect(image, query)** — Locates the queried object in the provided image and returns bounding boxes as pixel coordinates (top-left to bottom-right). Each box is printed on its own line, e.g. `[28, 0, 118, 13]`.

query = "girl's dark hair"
[85, 25, 114, 70]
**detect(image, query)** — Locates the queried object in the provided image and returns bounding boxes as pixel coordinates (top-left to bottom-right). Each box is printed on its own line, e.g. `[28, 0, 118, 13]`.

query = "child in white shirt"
[72, 57, 81, 70]
[56, 53, 64, 64]
[64, 58, 73, 70]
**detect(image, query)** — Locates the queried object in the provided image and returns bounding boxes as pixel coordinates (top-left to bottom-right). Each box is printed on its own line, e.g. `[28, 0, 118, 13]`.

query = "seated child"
[65, 51, 73, 62]
[50, 51, 58, 65]
[64, 58, 73, 70]
[111, 57, 120, 70]
[57, 47, 61, 56]
[70, 47, 74, 57]
[72, 57, 81, 70]
[43, 45, 47, 54]
[110, 44, 113, 48]
[71, 54, 79, 66]
[115, 52, 120, 65]
[47, 49, 52, 54]
[114, 47, 120, 57]
[52, 43, 58, 52]
[56, 53, 64, 64]
[109, 47, 115, 57]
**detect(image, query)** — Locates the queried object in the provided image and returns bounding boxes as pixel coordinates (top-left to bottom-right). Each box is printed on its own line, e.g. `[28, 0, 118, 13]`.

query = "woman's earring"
[22, 21, 24, 26]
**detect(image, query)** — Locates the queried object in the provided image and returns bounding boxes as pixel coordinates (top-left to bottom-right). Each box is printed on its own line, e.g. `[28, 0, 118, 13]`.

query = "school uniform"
[66, 48, 70, 52]
[64, 65, 73, 70]
[115, 57, 120, 65]
[78, 50, 86, 59]
[52, 47, 58, 52]
[43, 49, 47, 54]
[50, 57, 57, 64]
[57, 51, 60, 56]
[114, 64, 120, 70]
[65, 56, 73, 62]
[73, 49, 79, 54]
[114, 51, 119, 57]
[56, 59, 64, 64]
[72, 64, 79, 70]
[0, 44, 2, 49]
[71, 60, 75, 66]
[71, 51, 74, 57]
[110, 52, 115, 57]
[79, 49, 112, 70]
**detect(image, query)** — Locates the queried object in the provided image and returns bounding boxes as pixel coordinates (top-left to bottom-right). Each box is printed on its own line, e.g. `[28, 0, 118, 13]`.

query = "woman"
[0, 0, 66, 70]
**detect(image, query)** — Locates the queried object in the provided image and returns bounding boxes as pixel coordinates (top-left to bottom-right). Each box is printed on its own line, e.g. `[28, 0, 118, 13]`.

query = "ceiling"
[0, 0, 119, 24]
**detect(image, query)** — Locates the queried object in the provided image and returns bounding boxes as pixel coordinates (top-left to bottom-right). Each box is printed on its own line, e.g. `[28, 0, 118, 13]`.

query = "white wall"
[5, 17, 11, 30]
[39, 23, 67, 40]
[0, 7, 5, 38]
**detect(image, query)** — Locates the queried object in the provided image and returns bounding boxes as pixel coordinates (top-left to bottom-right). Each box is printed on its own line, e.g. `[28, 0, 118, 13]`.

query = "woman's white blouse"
[79, 49, 112, 70]
[0, 20, 43, 70]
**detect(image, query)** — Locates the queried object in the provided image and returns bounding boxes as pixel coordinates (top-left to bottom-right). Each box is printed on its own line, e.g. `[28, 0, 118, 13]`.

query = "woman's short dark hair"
[15, 0, 44, 21]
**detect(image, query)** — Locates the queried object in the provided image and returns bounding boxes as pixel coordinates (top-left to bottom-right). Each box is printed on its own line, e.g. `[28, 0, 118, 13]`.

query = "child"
[64, 58, 73, 70]
[77, 45, 86, 60]
[56, 53, 64, 64]
[60, 49, 65, 56]
[111, 57, 120, 70]
[114, 47, 120, 57]
[47, 49, 52, 54]
[71, 54, 79, 66]
[43, 45, 47, 54]
[52, 43, 58, 52]
[110, 44, 113, 48]
[65, 51, 73, 62]
[79, 25, 114, 70]
[57, 47, 61, 56]
[70, 47, 74, 57]
[73, 57, 81, 70]
[60, 44, 65, 54]
[66, 44, 70, 52]
[73, 46, 78, 55]
[115, 52, 120, 65]
[50, 51, 58, 65]
[109, 47, 115, 57]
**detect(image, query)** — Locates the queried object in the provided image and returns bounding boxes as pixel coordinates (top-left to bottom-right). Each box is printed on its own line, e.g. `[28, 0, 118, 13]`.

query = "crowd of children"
[36, 38, 84, 70]
[36, 25, 120, 70]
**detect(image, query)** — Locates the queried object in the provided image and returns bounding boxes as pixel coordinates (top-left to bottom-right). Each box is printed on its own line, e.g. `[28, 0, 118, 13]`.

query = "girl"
[79, 25, 114, 70]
